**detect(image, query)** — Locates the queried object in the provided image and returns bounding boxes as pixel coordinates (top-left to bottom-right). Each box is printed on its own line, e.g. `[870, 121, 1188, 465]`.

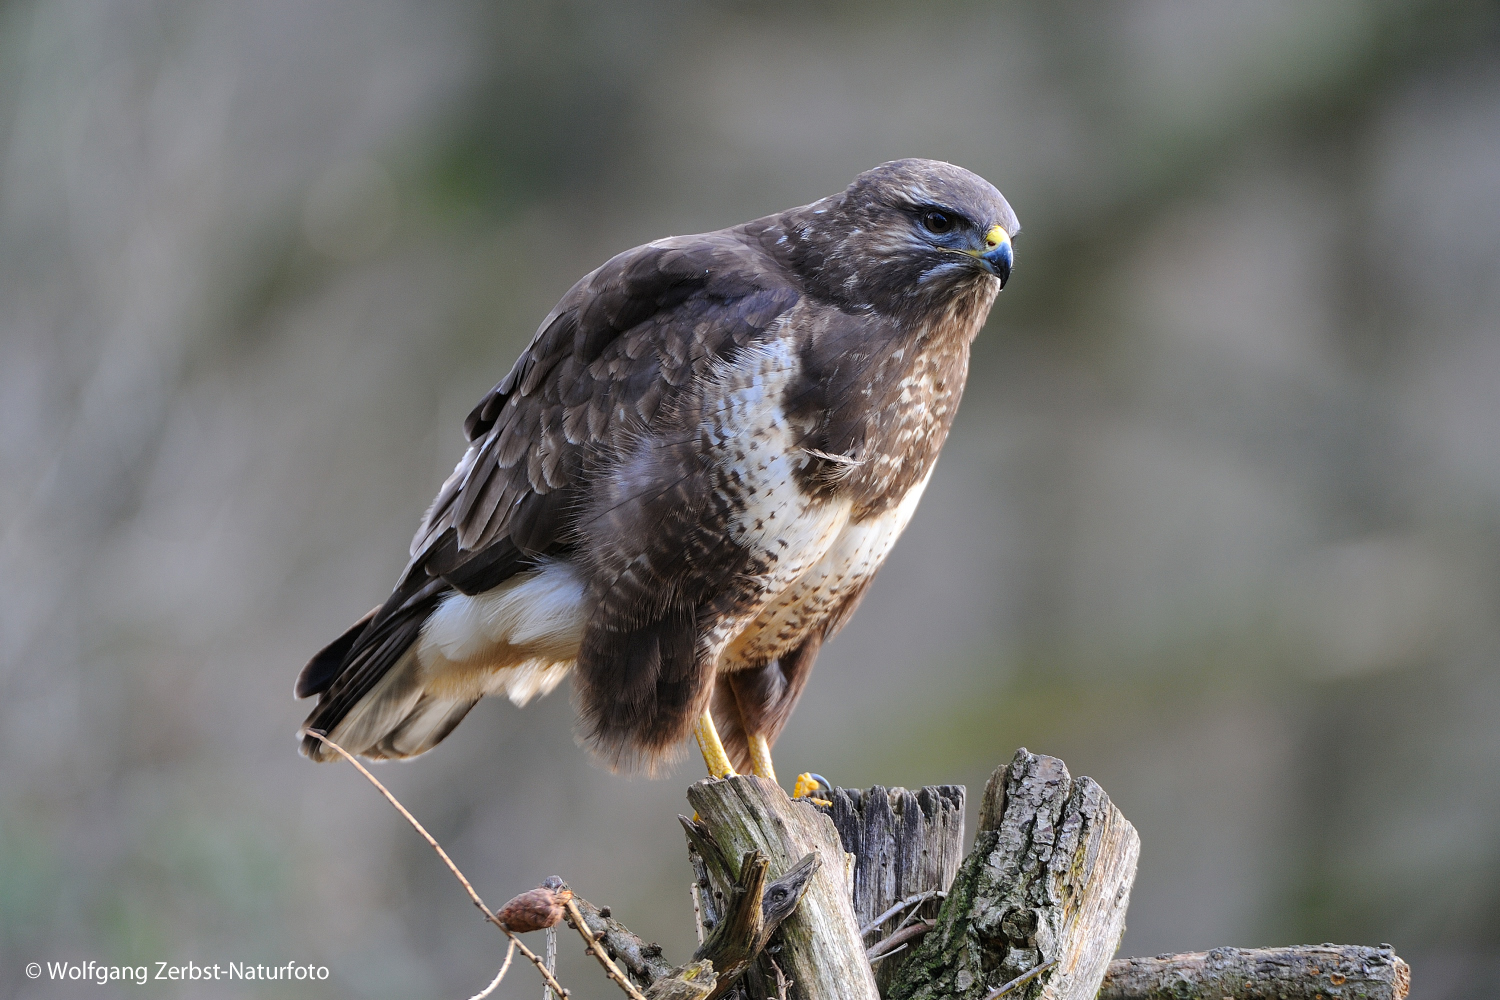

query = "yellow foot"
[694, 710, 737, 779]
[792, 772, 832, 807]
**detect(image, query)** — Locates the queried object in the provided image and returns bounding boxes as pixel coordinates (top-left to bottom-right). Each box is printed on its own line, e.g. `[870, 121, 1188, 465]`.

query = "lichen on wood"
[1099, 944, 1410, 1000]
[888, 748, 1139, 1000]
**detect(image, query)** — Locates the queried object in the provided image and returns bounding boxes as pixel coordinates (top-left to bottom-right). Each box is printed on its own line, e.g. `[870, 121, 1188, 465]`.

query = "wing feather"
[412, 235, 800, 578]
[302, 229, 804, 760]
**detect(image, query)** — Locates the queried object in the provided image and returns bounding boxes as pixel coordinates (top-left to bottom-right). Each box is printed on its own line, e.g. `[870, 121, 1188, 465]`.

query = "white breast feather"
[727, 467, 933, 666]
[695, 339, 854, 655]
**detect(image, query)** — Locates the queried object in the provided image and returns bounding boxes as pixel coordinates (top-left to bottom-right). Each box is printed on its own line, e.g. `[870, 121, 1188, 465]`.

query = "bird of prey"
[296, 158, 1018, 786]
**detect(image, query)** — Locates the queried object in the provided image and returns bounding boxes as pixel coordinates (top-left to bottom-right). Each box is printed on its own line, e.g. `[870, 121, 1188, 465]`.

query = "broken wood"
[696, 850, 770, 999]
[568, 896, 676, 986]
[818, 784, 965, 991]
[889, 748, 1140, 1000]
[1099, 944, 1410, 1000]
[687, 775, 882, 1000]
[568, 854, 818, 999]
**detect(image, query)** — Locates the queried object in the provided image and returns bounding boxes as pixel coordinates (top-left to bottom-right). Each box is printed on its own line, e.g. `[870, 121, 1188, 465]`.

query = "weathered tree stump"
[687, 775, 881, 1000]
[1100, 944, 1410, 1000]
[579, 753, 1410, 1000]
[556, 751, 1410, 1000]
[817, 784, 965, 991]
[889, 748, 1140, 1000]
[319, 721, 1414, 1000]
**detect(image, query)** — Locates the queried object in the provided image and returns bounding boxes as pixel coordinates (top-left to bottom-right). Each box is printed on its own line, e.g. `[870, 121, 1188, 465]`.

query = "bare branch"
[859, 891, 946, 939]
[468, 939, 516, 1000]
[1099, 945, 1410, 1000]
[982, 961, 1055, 1000]
[544, 926, 558, 1000]
[867, 921, 934, 962]
[302, 729, 572, 999]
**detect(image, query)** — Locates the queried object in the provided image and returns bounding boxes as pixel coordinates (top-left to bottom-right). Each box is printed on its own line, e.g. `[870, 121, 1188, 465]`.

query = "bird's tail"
[297, 596, 476, 761]
[301, 653, 478, 760]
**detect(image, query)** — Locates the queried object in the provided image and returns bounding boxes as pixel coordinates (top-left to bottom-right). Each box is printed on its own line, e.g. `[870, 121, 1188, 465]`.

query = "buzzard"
[297, 159, 1018, 784]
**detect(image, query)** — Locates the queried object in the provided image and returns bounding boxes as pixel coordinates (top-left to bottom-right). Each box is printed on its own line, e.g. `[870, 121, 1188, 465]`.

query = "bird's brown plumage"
[297, 158, 1018, 772]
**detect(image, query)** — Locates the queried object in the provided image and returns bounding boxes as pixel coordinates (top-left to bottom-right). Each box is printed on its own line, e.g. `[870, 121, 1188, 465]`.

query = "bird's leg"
[747, 733, 777, 784]
[694, 710, 738, 779]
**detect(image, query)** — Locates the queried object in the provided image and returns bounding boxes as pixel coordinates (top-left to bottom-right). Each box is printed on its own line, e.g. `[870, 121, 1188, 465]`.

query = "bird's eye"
[921, 210, 956, 235]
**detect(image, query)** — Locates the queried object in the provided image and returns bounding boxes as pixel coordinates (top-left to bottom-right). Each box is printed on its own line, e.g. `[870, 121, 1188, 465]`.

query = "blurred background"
[3, 1, 1499, 996]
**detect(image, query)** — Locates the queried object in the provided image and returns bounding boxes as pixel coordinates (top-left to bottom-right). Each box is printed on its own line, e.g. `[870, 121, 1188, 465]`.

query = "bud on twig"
[498, 877, 575, 933]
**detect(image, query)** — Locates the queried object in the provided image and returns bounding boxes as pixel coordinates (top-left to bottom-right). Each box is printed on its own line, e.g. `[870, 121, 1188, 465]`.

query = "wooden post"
[1100, 944, 1410, 1000]
[889, 748, 1140, 1000]
[818, 784, 965, 991]
[687, 775, 881, 1000]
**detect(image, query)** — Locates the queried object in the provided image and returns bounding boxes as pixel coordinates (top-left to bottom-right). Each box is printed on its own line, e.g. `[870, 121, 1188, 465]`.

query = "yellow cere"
[985, 224, 1008, 250]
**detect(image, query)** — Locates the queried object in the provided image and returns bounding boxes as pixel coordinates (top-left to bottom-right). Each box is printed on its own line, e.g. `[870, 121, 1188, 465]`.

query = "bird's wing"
[411, 231, 802, 591]
[299, 231, 802, 739]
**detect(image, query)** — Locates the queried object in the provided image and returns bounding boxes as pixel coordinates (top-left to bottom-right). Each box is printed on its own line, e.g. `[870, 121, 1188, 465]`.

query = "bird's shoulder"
[410, 227, 805, 591]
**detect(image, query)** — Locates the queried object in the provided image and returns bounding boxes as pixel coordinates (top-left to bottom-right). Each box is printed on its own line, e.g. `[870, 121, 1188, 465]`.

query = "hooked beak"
[975, 224, 1013, 288]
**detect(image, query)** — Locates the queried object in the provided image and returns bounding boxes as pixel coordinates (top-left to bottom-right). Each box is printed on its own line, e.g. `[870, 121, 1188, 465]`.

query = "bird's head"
[774, 159, 1019, 318]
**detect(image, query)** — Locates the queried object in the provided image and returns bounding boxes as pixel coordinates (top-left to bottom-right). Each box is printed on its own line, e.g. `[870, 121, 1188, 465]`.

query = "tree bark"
[1099, 944, 1410, 1000]
[817, 784, 965, 992]
[687, 775, 881, 1000]
[888, 748, 1140, 1000]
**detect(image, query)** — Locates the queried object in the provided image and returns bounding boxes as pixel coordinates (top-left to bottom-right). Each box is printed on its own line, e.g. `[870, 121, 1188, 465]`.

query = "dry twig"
[302, 729, 572, 999]
[867, 920, 935, 962]
[859, 891, 945, 939]
[982, 961, 1056, 1000]
[468, 939, 516, 1000]
[544, 926, 558, 1000]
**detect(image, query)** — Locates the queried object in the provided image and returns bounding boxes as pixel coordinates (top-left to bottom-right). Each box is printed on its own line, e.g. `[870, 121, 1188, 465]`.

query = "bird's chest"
[690, 331, 962, 662]
[703, 340, 855, 593]
[722, 467, 934, 668]
[847, 356, 962, 508]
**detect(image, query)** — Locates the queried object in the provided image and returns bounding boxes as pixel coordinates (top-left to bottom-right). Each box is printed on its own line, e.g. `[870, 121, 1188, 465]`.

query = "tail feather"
[301, 646, 423, 760]
[370, 692, 479, 759]
[301, 644, 478, 761]
[299, 587, 444, 761]
[296, 607, 378, 698]
[298, 561, 583, 763]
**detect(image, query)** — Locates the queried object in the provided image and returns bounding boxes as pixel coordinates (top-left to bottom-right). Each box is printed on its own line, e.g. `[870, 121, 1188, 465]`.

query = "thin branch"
[500, 930, 568, 997]
[302, 729, 572, 999]
[983, 961, 1056, 1000]
[543, 926, 557, 1000]
[564, 898, 648, 1000]
[691, 883, 705, 945]
[868, 941, 911, 965]
[891, 899, 934, 936]
[469, 939, 516, 1000]
[865, 920, 934, 961]
[859, 890, 946, 938]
